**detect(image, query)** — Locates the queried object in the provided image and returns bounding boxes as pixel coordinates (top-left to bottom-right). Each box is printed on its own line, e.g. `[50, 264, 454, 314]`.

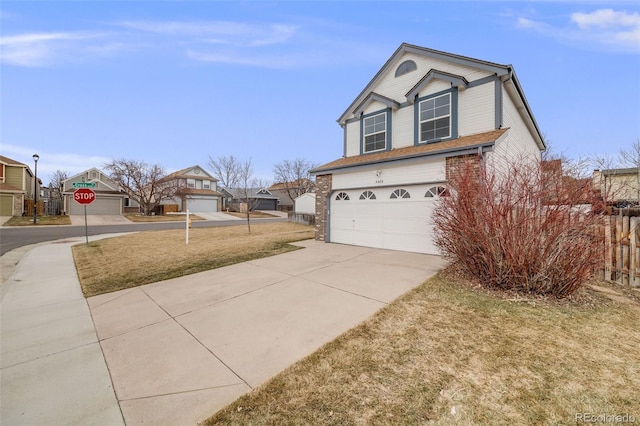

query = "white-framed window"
[359, 190, 376, 200]
[390, 189, 410, 199]
[363, 112, 387, 153]
[203, 180, 211, 189]
[419, 93, 451, 142]
[335, 192, 350, 201]
[187, 178, 195, 188]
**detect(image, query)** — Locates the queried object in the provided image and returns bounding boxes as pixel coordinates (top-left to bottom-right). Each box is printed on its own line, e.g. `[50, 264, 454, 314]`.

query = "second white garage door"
[186, 197, 218, 213]
[329, 184, 443, 255]
[69, 196, 122, 215]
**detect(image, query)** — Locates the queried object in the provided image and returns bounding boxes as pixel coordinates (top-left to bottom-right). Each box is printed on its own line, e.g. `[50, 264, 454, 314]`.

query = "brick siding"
[314, 174, 332, 241]
[445, 154, 481, 182]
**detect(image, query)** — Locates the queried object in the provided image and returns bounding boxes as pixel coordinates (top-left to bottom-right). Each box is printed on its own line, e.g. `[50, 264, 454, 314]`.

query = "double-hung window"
[419, 93, 451, 142]
[363, 112, 387, 153]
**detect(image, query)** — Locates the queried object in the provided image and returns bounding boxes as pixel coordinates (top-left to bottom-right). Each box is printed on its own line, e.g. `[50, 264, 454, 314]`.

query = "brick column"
[314, 174, 332, 241]
[446, 154, 481, 182]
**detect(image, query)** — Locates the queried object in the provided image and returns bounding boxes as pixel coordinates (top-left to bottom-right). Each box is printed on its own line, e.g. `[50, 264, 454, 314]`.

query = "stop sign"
[74, 188, 96, 205]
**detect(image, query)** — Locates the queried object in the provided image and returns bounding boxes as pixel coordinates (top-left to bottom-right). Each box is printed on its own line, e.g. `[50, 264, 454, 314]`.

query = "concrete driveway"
[89, 240, 447, 424]
[1, 237, 447, 425]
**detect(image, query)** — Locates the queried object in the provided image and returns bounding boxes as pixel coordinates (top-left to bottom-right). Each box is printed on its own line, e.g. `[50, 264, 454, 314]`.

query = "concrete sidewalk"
[1, 238, 124, 425]
[1, 238, 447, 425]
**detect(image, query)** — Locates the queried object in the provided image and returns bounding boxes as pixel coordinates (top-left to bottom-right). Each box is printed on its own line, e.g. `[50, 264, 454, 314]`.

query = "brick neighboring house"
[311, 43, 545, 255]
[0, 155, 39, 217]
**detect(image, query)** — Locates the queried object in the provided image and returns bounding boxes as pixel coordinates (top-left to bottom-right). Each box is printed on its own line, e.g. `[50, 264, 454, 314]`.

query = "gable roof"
[0, 155, 27, 167]
[163, 165, 217, 181]
[311, 128, 508, 174]
[269, 178, 313, 191]
[405, 69, 469, 103]
[338, 42, 545, 151]
[222, 187, 278, 199]
[63, 167, 120, 192]
[352, 93, 401, 117]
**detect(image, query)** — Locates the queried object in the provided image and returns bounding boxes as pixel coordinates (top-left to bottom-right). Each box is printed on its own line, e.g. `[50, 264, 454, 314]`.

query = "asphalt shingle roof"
[312, 128, 508, 174]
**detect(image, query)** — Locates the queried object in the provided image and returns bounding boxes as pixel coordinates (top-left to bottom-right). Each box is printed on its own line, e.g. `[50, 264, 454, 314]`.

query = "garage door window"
[359, 190, 376, 200]
[390, 189, 410, 199]
[335, 192, 350, 200]
[425, 186, 447, 197]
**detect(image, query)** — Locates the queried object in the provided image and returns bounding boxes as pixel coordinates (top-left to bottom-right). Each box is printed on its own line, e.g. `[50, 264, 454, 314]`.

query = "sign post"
[74, 188, 96, 244]
[186, 209, 190, 245]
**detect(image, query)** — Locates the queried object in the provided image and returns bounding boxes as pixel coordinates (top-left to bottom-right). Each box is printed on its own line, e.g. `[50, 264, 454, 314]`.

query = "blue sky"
[1, 1, 639, 183]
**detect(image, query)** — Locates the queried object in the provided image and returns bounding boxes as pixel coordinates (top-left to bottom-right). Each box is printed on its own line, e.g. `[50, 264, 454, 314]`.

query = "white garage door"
[329, 184, 444, 255]
[187, 197, 218, 213]
[69, 196, 122, 215]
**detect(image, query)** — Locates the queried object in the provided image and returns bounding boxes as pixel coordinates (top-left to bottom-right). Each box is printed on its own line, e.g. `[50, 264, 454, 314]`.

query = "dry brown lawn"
[4, 215, 72, 226]
[205, 270, 640, 425]
[226, 211, 280, 218]
[72, 222, 313, 297]
[124, 213, 205, 222]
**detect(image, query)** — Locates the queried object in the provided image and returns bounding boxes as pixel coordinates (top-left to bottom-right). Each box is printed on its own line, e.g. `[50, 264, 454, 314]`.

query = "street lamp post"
[33, 154, 39, 224]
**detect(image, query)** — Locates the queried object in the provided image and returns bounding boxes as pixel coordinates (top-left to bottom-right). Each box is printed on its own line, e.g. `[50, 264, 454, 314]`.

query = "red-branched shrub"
[433, 158, 602, 298]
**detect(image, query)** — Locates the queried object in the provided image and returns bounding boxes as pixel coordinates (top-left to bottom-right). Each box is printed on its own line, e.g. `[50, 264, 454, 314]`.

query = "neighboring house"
[311, 43, 545, 255]
[294, 192, 316, 215]
[221, 188, 279, 211]
[268, 179, 315, 211]
[63, 168, 127, 215]
[0, 155, 38, 217]
[593, 168, 640, 206]
[161, 165, 222, 213]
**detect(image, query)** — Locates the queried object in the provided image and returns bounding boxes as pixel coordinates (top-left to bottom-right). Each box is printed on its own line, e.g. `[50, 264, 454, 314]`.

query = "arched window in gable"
[395, 60, 417, 77]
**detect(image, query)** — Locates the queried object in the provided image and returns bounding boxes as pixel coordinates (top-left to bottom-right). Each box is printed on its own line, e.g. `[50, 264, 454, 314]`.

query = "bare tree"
[272, 158, 317, 203]
[104, 158, 176, 215]
[619, 138, 640, 168]
[208, 155, 240, 188]
[47, 169, 69, 215]
[236, 158, 260, 233]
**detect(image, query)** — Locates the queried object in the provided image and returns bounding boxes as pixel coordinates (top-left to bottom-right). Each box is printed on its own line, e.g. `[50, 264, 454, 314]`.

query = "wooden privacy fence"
[24, 200, 43, 216]
[602, 214, 640, 287]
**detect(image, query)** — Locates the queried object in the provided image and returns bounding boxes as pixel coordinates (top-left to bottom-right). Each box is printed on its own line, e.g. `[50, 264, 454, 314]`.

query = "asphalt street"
[0, 218, 286, 256]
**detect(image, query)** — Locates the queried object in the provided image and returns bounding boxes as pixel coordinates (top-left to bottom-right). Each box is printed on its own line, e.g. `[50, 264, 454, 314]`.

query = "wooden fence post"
[631, 217, 638, 287]
[604, 216, 612, 281]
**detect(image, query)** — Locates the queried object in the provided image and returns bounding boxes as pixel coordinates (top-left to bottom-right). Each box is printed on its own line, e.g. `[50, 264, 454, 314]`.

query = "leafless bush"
[433, 158, 602, 298]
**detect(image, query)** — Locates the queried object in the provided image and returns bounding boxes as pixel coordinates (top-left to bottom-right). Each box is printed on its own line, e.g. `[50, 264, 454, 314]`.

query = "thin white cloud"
[517, 8, 640, 54]
[186, 50, 296, 69]
[571, 9, 640, 29]
[1, 144, 111, 178]
[115, 20, 298, 47]
[0, 31, 106, 67]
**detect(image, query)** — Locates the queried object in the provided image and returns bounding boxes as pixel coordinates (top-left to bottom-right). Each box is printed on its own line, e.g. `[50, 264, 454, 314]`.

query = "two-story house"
[311, 43, 545, 255]
[0, 155, 39, 217]
[63, 168, 128, 215]
[161, 165, 222, 213]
